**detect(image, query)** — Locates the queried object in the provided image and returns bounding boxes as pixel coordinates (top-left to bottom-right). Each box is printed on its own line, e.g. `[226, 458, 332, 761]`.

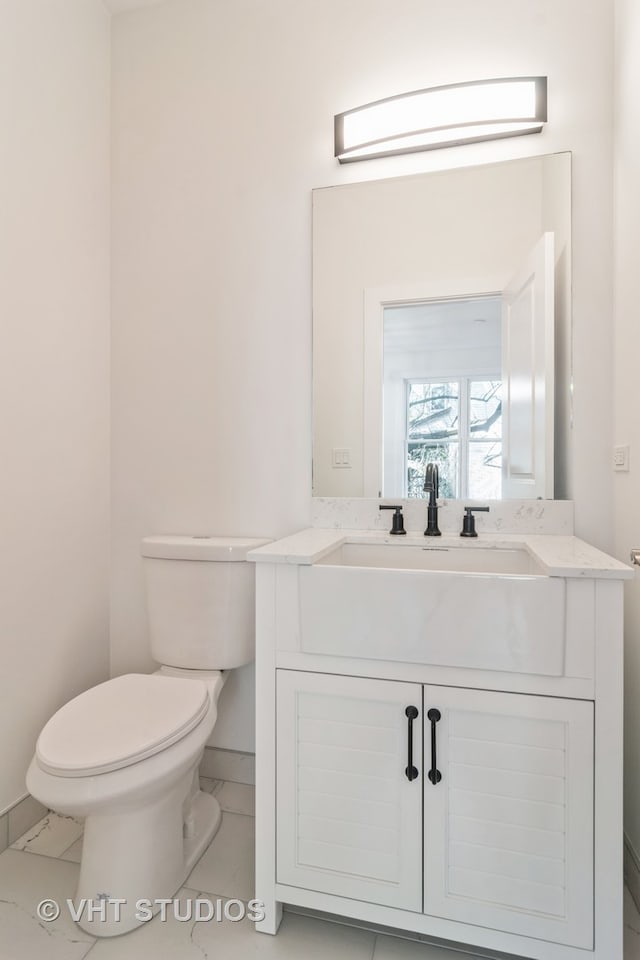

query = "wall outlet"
[614, 444, 630, 471]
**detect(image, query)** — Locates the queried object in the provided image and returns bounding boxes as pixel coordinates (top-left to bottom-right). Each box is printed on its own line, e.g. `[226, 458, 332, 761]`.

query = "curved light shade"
[335, 77, 547, 163]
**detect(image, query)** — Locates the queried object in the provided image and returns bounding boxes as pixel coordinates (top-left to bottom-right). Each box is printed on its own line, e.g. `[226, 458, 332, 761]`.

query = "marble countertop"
[248, 527, 634, 579]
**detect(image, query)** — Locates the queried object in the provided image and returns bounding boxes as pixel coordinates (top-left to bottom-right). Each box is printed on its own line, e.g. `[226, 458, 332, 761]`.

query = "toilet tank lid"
[141, 535, 270, 561]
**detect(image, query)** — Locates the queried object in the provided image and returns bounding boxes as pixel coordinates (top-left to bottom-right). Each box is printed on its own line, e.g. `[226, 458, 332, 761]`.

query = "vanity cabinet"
[252, 529, 629, 960]
[276, 669, 593, 950]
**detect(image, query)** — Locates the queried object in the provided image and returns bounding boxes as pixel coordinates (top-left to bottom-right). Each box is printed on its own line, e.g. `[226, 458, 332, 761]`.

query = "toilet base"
[74, 787, 222, 937]
[183, 789, 222, 876]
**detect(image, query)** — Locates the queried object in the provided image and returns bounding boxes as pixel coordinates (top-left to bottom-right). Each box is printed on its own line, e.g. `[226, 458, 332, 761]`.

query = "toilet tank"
[141, 536, 270, 670]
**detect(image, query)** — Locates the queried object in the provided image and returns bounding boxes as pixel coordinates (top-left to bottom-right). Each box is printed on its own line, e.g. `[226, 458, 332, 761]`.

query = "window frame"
[405, 374, 502, 499]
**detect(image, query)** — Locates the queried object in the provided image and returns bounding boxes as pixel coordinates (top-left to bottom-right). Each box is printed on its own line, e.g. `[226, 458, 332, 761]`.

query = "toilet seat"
[36, 674, 210, 777]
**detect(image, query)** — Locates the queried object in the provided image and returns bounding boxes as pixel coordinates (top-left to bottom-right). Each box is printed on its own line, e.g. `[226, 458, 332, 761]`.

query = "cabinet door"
[423, 686, 593, 949]
[277, 670, 423, 910]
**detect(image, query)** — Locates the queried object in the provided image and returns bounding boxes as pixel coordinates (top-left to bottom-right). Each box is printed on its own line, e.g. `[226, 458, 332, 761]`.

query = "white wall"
[613, 0, 640, 876]
[111, 0, 614, 752]
[0, 0, 111, 812]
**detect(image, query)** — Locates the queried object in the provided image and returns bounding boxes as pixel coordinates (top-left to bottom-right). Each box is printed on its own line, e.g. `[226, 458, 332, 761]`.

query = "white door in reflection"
[501, 232, 555, 499]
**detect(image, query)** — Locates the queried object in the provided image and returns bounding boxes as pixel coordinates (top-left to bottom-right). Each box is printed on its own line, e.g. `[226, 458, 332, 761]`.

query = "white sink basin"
[317, 541, 545, 575]
[298, 539, 565, 676]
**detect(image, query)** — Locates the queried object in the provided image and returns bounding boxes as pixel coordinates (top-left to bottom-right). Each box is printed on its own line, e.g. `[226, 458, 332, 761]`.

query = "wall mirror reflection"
[312, 152, 571, 501]
[382, 295, 502, 500]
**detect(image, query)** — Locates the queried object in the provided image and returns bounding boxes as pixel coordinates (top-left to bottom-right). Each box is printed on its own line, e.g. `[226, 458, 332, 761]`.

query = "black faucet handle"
[460, 506, 490, 538]
[379, 504, 407, 535]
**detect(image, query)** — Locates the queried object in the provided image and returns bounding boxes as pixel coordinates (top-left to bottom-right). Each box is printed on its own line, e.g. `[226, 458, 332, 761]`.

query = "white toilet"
[26, 534, 267, 937]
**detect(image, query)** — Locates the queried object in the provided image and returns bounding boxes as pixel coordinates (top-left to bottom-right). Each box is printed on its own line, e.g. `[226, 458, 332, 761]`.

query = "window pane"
[408, 382, 459, 442]
[407, 442, 458, 498]
[469, 441, 502, 499]
[469, 380, 502, 440]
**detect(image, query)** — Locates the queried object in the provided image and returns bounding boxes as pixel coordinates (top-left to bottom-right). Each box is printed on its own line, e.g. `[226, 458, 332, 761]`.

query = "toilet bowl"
[26, 535, 268, 937]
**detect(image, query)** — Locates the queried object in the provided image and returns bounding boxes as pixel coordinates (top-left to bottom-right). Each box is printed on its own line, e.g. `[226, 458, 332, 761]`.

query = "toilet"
[26, 534, 268, 937]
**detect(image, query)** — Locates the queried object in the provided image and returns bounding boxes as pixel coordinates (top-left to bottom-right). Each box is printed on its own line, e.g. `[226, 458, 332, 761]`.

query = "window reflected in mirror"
[383, 295, 503, 500]
[406, 379, 502, 500]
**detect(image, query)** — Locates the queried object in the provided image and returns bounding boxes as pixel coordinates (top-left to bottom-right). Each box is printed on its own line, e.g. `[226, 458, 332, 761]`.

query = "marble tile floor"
[1, 778, 639, 960]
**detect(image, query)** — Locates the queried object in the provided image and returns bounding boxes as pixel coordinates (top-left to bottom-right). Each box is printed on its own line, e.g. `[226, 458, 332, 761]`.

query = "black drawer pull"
[427, 707, 442, 785]
[405, 705, 419, 781]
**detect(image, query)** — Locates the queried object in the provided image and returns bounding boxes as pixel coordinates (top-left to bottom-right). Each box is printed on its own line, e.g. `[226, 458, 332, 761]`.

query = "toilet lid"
[36, 674, 210, 777]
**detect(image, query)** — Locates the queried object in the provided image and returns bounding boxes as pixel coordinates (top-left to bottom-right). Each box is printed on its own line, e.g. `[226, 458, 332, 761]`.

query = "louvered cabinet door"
[423, 685, 593, 949]
[276, 670, 423, 910]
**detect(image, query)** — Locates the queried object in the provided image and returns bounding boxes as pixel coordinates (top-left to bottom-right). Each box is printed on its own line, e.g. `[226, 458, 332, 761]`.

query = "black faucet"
[423, 463, 441, 537]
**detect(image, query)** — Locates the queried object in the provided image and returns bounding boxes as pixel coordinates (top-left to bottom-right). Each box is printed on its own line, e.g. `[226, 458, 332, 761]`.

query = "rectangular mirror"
[312, 152, 571, 500]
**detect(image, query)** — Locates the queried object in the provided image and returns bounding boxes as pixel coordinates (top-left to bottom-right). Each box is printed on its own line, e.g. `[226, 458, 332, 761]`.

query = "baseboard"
[200, 747, 255, 785]
[0, 794, 48, 855]
[625, 833, 640, 911]
[284, 905, 510, 959]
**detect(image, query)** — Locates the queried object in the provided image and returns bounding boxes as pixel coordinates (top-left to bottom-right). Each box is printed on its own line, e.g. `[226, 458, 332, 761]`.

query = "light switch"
[614, 444, 630, 471]
[331, 447, 351, 468]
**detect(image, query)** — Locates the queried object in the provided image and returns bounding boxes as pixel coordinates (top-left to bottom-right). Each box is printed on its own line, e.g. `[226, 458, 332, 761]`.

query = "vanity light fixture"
[334, 76, 547, 163]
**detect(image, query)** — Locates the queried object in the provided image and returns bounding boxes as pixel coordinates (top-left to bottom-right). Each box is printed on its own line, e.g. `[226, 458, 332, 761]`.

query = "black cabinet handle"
[405, 705, 419, 781]
[427, 708, 442, 785]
